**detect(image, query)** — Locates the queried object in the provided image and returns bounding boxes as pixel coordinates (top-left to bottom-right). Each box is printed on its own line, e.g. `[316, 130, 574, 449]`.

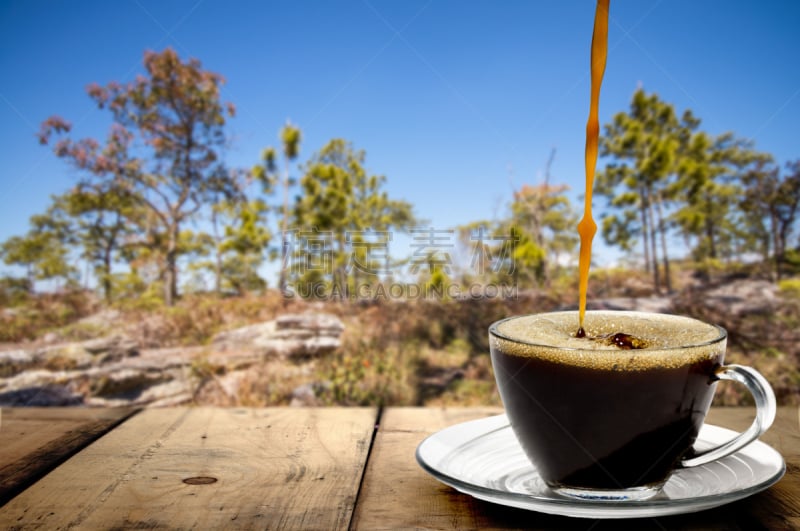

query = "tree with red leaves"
[38, 48, 237, 305]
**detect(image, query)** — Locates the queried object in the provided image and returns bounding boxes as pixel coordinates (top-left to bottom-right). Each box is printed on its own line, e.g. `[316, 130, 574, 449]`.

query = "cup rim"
[489, 310, 727, 352]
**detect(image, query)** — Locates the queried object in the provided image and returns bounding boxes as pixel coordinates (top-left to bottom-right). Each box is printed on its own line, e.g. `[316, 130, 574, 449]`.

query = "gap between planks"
[348, 405, 384, 531]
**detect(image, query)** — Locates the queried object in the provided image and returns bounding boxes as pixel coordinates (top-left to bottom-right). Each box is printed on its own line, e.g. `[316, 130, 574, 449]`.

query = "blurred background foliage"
[2, 49, 800, 407]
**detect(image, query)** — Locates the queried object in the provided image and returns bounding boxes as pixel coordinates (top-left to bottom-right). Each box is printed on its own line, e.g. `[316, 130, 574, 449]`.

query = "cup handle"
[680, 364, 776, 468]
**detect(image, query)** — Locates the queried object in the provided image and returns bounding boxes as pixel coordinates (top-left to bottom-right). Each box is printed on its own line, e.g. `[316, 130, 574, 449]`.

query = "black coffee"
[490, 311, 725, 490]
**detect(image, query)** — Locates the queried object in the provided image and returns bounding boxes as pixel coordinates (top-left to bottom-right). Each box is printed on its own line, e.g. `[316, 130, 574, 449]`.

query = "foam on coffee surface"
[492, 311, 725, 370]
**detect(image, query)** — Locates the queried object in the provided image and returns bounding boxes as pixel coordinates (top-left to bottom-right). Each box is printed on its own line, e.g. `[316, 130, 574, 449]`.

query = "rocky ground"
[1, 278, 798, 408]
[0, 312, 345, 408]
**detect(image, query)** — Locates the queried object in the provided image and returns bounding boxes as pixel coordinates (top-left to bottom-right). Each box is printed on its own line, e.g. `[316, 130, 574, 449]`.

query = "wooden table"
[0, 407, 797, 530]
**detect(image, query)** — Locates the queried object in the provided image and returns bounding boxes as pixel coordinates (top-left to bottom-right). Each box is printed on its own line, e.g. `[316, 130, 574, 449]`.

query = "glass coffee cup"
[489, 310, 776, 501]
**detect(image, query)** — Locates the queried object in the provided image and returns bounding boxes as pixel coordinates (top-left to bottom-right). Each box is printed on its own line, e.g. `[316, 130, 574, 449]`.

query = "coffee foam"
[491, 311, 726, 371]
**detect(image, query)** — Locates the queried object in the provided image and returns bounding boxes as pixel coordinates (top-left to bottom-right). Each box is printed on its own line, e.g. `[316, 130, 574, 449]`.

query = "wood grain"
[0, 407, 135, 506]
[0, 406, 795, 530]
[709, 407, 800, 531]
[0, 407, 377, 530]
[351, 407, 798, 530]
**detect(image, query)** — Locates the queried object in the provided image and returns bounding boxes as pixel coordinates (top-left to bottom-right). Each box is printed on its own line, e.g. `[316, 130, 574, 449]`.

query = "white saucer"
[416, 414, 785, 519]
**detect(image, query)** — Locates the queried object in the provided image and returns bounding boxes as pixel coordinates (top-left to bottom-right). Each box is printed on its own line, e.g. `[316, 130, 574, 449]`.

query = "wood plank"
[0, 407, 135, 506]
[709, 407, 800, 531]
[0, 407, 377, 530]
[352, 407, 798, 530]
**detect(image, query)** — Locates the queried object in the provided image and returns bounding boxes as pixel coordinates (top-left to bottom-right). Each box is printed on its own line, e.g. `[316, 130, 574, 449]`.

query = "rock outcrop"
[211, 313, 344, 359]
[703, 279, 779, 317]
[0, 313, 344, 408]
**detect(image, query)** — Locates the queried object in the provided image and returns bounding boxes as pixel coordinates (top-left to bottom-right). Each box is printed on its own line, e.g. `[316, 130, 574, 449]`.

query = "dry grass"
[117, 292, 298, 347]
[193, 359, 317, 407]
[673, 280, 800, 406]
[0, 290, 97, 343]
[5, 271, 800, 407]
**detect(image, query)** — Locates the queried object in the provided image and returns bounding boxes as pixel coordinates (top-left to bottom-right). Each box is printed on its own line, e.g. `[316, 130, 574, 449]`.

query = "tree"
[279, 123, 301, 296]
[507, 182, 577, 287]
[203, 196, 271, 295]
[597, 88, 692, 293]
[740, 159, 800, 280]
[455, 156, 577, 291]
[672, 132, 767, 270]
[53, 183, 141, 301]
[291, 139, 415, 298]
[1, 211, 76, 291]
[38, 48, 237, 305]
[252, 122, 301, 297]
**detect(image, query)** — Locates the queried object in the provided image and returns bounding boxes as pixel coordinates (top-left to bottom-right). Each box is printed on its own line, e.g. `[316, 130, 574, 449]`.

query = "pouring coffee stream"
[576, 0, 609, 338]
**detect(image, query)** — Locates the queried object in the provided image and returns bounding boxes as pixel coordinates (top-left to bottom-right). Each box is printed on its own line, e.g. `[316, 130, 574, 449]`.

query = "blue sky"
[1, 0, 799, 283]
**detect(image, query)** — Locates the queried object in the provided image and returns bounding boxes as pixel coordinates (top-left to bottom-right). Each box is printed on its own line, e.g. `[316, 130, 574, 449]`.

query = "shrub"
[778, 278, 800, 299]
[0, 289, 96, 342]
